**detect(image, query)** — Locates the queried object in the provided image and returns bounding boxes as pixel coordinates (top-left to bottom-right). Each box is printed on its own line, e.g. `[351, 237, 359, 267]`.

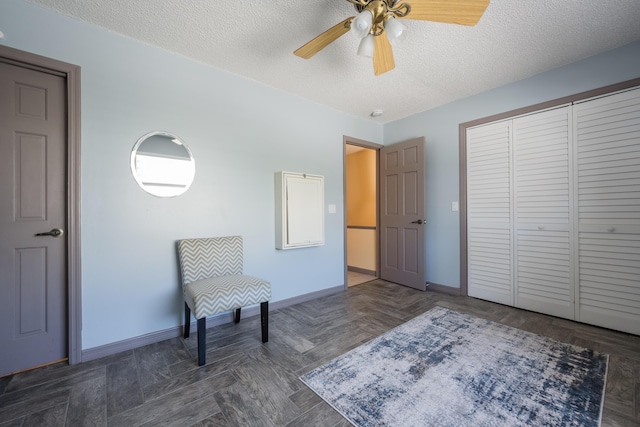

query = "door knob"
[35, 228, 64, 237]
[411, 219, 426, 225]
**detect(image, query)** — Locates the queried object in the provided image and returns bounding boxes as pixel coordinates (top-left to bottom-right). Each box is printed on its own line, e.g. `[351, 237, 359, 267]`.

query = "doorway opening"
[344, 137, 382, 288]
[343, 136, 427, 291]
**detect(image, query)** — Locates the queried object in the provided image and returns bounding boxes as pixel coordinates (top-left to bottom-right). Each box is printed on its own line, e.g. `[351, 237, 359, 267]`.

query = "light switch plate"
[328, 204, 336, 214]
[452, 201, 459, 212]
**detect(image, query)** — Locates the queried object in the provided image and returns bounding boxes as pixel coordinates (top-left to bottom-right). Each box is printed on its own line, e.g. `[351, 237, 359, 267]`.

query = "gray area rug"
[300, 306, 608, 427]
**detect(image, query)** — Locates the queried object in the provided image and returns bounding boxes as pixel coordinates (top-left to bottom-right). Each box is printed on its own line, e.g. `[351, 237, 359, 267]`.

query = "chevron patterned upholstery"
[184, 275, 271, 319]
[177, 235, 271, 366]
[178, 236, 244, 284]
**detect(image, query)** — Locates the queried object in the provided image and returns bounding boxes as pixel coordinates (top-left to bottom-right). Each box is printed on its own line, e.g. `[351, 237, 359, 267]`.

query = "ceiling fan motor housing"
[353, 0, 401, 13]
[353, 0, 411, 36]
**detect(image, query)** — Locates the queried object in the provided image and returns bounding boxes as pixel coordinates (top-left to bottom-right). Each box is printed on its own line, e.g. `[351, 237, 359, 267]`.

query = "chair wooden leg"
[197, 317, 206, 366]
[233, 307, 241, 324]
[184, 302, 191, 339]
[261, 301, 268, 343]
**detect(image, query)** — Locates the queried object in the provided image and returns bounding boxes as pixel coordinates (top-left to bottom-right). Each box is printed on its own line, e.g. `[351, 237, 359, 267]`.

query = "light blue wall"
[3, 0, 640, 351]
[0, 0, 382, 349]
[384, 40, 640, 289]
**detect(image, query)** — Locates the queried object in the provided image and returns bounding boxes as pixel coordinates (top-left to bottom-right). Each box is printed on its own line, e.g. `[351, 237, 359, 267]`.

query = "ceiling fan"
[294, 0, 490, 76]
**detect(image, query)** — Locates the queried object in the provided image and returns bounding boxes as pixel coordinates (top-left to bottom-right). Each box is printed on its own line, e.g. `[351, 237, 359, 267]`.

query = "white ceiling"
[25, 0, 640, 123]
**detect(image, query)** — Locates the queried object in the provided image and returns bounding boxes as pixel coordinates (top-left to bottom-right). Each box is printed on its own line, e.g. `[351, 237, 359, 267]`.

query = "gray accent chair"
[177, 236, 271, 366]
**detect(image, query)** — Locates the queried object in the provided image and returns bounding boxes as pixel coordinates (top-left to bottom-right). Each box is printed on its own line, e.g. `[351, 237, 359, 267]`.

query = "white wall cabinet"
[466, 87, 640, 335]
[275, 172, 324, 250]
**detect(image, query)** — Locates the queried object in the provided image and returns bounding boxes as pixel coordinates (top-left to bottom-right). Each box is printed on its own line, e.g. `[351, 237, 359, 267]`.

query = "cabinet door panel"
[286, 175, 324, 246]
[275, 172, 324, 249]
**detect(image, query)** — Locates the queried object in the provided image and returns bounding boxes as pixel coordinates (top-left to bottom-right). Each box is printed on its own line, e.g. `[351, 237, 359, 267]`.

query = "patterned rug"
[300, 307, 608, 427]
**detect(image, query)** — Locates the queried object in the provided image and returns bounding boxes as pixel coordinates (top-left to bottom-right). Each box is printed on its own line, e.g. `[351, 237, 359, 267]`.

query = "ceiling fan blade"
[294, 17, 354, 59]
[399, 0, 490, 26]
[373, 33, 395, 76]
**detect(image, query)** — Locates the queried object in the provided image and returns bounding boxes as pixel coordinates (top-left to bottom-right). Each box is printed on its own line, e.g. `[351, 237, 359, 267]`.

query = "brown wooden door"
[0, 61, 67, 376]
[380, 137, 426, 290]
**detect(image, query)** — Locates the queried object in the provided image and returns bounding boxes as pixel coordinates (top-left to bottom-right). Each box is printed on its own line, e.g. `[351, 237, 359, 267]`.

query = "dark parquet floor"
[1, 280, 639, 426]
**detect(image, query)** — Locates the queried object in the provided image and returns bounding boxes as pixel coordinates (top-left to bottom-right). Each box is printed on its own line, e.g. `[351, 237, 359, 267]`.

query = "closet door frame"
[460, 77, 640, 297]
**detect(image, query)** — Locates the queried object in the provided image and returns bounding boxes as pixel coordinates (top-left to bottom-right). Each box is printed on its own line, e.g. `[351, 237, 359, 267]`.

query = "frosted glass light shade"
[385, 17, 407, 45]
[351, 10, 373, 39]
[357, 34, 375, 58]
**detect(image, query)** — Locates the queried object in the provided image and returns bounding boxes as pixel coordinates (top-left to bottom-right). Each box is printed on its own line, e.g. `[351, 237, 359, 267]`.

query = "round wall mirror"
[130, 131, 196, 197]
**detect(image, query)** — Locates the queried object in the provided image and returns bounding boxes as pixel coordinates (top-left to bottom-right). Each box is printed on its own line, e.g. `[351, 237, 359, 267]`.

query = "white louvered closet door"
[574, 87, 640, 335]
[466, 121, 513, 305]
[513, 107, 574, 319]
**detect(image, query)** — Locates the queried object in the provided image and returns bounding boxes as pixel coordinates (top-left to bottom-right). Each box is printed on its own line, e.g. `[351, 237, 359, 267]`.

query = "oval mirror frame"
[130, 131, 196, 198]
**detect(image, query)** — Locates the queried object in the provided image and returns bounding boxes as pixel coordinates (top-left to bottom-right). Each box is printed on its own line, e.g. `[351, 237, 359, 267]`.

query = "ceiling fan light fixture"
[357, 34, 375, 58]
[350, 10, 373, 39]
[294, 0, 491, 76]
[385, 16, 407, 45]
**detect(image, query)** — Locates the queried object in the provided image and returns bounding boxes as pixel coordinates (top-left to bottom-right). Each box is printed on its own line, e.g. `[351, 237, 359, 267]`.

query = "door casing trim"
[0, 45, 82, 365]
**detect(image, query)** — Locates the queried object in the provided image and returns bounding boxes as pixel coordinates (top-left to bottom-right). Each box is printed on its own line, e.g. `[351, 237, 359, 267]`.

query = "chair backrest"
[177, 236, 243, 285]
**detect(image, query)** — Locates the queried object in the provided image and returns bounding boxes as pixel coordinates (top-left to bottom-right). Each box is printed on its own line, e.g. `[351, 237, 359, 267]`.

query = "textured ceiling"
[24, 0, 640, 123]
